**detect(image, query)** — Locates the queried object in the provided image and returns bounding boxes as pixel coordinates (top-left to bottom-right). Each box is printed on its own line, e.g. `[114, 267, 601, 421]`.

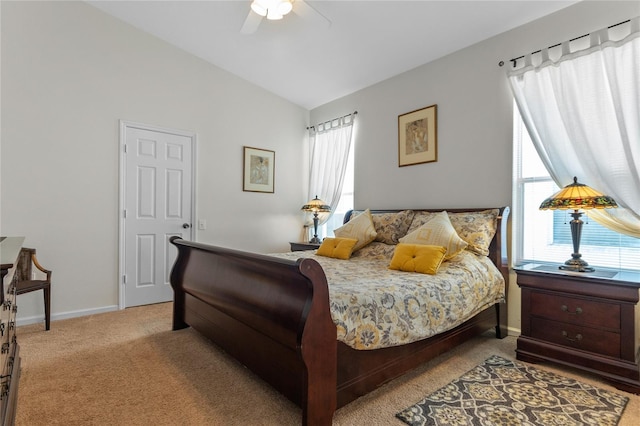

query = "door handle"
[182, 223, 191, 229]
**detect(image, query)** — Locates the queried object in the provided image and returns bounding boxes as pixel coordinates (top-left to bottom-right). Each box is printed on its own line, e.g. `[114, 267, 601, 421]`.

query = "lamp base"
[559, 257, 594, 273]
[557, 210, 594, 272]
[309, 237, 322, 244]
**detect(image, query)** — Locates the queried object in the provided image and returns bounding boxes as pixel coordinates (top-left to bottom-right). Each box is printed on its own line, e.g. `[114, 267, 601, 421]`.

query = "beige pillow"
[447, 209, 499, 256]
[334, 209, 377, 251]
[371, 210, 415, 245]
[399, 211, 468, 260]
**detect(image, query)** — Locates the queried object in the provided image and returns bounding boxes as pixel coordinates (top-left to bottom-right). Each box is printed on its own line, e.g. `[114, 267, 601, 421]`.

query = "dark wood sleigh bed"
[169, 207, 510, 425]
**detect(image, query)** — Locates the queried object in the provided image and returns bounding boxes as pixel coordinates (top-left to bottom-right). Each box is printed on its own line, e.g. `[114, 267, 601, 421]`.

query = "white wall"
[1, 1, 309, 323]
[310, 0, 639, 334]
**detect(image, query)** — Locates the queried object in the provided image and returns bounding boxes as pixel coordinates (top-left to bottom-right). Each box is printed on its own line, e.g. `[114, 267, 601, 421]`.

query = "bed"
[169, 207, 509, 425]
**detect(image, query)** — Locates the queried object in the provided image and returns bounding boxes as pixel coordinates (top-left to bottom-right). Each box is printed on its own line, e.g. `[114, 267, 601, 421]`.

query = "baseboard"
[507, 326, 521, 337]
[16, 305, 119, 327]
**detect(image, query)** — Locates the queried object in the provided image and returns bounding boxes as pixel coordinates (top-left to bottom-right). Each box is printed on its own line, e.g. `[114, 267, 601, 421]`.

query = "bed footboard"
[169, 237, 337, 425]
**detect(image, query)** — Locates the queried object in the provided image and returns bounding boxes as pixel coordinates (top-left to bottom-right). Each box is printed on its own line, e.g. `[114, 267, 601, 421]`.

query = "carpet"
[396, 355, 629, 426]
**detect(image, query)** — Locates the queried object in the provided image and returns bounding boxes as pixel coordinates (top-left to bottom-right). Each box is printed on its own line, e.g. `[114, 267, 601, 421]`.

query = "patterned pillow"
[407, 211, 438, 233]
[334, 209, 377, 251]
[371, 210, 415, 244]
[447, 209, 499, 256]
[389, 244, 447, 275]
[399, 211, 468, 260]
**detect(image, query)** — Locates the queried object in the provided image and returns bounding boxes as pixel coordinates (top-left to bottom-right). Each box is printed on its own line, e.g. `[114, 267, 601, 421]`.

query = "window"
[318, 140, 354, 238]
[513, 109, 639, 272]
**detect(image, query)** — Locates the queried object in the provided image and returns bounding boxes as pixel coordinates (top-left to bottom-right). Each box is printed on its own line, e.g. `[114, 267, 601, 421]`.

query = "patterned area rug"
[396, 355, 629, 426]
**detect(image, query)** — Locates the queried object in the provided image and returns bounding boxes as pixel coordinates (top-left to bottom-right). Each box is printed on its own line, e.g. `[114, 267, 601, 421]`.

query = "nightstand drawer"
[531, 317, 620, 358]
[289, 242, 321, 252]
[530, 292, 620, 330]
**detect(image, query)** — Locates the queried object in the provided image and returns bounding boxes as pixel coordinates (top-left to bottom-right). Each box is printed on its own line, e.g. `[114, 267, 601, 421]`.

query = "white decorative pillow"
[334, 209, 377, 252]
[399, 211, 468, 260]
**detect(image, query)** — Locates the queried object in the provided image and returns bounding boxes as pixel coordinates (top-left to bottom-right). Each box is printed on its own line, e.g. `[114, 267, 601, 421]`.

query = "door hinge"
[123, 144, 128, 153]
[123, 275, 127, 284]
[123, 209, 127, 218]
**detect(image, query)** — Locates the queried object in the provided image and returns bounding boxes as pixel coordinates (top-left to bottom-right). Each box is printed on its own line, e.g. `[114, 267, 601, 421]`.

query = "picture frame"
[398, 104, 437, 167]
[243, 146, 275, 193]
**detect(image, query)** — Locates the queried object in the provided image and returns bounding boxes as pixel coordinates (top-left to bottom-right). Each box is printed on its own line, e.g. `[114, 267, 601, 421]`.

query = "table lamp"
[301, 196, 331, 244]
[539, 176, 617, 272]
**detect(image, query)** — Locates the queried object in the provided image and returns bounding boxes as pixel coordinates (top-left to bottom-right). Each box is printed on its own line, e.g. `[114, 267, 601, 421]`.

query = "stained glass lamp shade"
[539, 176, 617, 272]
[301, 196, 331, 244]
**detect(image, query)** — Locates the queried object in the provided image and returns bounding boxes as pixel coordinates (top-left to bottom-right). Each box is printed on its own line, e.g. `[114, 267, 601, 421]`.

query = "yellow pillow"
[316, 237, 358, 260]
[334, 209, 377, 251]
[399, 211, 468, 260]
[389, 244, 447, 275]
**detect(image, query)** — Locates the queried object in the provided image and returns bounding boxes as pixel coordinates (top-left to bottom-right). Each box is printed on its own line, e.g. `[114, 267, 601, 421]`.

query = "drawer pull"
[562, 330, 583, 342]
[561, 305, 583, 315]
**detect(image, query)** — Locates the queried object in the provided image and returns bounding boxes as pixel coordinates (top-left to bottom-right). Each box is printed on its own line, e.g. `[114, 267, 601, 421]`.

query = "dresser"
[515, 263, 640, 394]
[0, 237, 23, 426]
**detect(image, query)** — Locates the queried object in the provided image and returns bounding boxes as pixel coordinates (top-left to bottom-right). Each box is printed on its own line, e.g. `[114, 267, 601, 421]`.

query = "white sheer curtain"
[307, 113, 356, 226]
[507, 17, 640, 238]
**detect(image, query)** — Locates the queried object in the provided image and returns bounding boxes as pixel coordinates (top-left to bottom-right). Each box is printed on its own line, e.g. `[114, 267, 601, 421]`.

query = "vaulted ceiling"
[88, 1, 578, 109]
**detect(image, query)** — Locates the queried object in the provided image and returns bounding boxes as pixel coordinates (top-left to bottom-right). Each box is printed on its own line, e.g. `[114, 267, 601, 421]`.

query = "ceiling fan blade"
[294, 0, 331, 28]
[240, 10, 263, 34]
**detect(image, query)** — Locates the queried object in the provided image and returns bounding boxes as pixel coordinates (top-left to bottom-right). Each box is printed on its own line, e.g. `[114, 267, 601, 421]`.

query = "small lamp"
[301, 196, 331, 244]
[539, 176, 617, 272]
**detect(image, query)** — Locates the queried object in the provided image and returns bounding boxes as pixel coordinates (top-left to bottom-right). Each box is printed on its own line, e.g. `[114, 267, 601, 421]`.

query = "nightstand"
[289, 242, 321, 252]
[515, 263, 640, 394]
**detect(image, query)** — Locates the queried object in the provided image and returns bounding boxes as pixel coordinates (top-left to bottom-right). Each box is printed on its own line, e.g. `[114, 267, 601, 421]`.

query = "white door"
[120, 122, 195, 308]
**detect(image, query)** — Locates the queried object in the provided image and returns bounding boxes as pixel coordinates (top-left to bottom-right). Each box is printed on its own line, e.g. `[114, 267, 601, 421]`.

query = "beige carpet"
[16, 303, 640, 425]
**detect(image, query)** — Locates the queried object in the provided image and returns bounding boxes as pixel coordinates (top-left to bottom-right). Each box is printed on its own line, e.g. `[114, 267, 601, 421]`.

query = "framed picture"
[243, 146, 275, 193]
[398, 104, 437, 167]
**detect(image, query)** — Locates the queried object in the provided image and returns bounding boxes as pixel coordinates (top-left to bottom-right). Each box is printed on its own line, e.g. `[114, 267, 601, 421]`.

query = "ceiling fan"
[240, 0, 330, 35]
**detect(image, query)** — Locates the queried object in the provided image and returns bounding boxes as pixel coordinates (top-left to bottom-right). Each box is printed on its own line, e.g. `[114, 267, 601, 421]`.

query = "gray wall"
[1, 1, 309, 323]
[312, 1, 638, 210]
[310, 1, 639, 333]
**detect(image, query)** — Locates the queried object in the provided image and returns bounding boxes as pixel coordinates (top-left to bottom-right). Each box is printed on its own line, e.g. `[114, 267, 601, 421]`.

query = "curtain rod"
[501, 19, 631, 68]
[307, 111, 357, 130]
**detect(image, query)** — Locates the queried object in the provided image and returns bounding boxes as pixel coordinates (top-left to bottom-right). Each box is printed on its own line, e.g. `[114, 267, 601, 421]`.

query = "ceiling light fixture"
[251, 0, 294, 21]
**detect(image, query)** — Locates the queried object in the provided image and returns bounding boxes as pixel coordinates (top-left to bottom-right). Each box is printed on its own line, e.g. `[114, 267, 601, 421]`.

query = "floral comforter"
[270, 249, 505, 350]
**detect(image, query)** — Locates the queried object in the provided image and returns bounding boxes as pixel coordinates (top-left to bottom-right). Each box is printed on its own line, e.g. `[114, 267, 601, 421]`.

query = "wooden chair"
[15, 248, 51, 331]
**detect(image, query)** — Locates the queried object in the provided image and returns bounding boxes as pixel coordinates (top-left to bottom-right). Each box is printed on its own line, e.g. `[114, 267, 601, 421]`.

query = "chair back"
[16, 248, 35, 282]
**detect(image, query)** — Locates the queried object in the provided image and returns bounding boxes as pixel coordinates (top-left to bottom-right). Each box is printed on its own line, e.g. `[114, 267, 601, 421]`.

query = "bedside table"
[515, 263, 640, 394]
[289, 242, 321, 252]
